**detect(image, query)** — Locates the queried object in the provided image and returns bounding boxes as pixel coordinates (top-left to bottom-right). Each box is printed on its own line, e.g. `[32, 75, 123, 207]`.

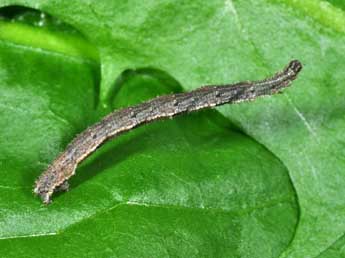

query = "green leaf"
[0, 0, 344, 257]
[0, 23, 297, 257]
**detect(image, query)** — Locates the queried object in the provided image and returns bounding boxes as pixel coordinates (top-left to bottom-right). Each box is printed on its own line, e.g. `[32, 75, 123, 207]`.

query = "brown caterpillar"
[34, 60, 302, 204]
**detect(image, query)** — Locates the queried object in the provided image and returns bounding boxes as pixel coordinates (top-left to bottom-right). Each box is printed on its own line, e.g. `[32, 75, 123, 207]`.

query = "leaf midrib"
[0, 194, 295, 241]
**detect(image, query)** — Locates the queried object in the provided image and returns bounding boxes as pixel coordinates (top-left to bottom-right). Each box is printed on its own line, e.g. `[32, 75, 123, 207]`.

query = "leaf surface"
[0, 0, 344, 257]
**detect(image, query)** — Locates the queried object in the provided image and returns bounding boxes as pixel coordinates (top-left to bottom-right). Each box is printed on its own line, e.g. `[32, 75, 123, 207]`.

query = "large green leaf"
[0, 24, 297, 257]
[0, 0, 344, 257]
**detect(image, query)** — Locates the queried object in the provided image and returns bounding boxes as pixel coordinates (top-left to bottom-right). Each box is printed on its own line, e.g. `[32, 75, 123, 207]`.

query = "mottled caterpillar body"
[34, 60, 302, 204]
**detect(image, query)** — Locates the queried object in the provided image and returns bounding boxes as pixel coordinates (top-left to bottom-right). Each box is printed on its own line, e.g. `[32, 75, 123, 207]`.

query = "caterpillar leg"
[55, 181, 70, 192]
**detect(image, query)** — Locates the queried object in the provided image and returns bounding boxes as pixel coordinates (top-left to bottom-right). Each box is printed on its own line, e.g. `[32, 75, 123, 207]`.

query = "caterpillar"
[34, 60, 302, 204]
